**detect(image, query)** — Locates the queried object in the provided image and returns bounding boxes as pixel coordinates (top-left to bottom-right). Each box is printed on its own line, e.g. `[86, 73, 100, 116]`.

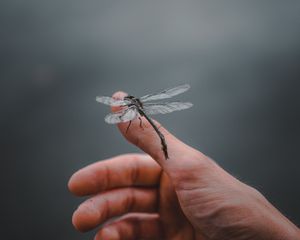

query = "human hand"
[68, 92, 300, 240]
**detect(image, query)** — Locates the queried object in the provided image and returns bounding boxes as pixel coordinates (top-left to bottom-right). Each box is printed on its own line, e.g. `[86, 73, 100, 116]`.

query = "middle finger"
[72, 187, 158, 232]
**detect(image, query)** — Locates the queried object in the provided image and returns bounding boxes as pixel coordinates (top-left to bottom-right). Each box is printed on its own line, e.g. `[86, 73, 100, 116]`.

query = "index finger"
[68, 154, 162, 196]
[112, 92, 206, 174]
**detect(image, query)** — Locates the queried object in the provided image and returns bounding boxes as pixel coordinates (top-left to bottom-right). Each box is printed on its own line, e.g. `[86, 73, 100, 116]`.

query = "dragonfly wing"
[140, 84, 190, 102]
[143, 102, 193, 115]
[96, 96, 129, 106]
[104, 107, 138, 124]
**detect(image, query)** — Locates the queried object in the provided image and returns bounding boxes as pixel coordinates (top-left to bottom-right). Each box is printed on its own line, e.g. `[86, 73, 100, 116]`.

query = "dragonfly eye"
[125, 95, 134, 100]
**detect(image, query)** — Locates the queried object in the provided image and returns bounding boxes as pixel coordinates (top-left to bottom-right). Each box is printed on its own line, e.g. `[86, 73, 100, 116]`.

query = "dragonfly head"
[124, 95, 135, 100]
[124, 95, 142, 108]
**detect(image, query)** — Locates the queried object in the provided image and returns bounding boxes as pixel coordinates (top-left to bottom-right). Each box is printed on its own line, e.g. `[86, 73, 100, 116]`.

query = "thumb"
[111, 91, 210, 178]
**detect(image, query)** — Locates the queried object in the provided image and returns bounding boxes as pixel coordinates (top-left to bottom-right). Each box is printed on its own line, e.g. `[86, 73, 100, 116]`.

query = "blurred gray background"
[1, 1, 300, 239]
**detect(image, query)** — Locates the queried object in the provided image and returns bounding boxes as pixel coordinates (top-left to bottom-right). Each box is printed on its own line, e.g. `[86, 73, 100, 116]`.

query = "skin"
[68, 92, 300, 240]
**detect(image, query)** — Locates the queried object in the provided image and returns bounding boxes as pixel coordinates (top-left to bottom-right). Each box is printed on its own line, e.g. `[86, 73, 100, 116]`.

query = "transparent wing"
[143, 102, 193, 115]
[140, 84, 190, 102]
[104, 107, 138, 124]
[96, 96, 129, 106]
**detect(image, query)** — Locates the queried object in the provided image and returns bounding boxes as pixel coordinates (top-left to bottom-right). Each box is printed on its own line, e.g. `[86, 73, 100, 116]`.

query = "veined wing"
[105, 106, 138, 124]
[143, 102, 193, 115]
[140, 84, 190, 102]
[96, 96, 130, 106]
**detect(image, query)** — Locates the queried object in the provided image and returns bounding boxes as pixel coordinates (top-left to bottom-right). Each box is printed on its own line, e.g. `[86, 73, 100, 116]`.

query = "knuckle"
[125, 188, 135, 212]
[170, 153, 217, 190]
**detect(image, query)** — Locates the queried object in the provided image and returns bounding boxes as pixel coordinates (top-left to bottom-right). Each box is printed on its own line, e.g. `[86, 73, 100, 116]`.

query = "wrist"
[248, 188, 300, 240]
[267, 215, 300, 240]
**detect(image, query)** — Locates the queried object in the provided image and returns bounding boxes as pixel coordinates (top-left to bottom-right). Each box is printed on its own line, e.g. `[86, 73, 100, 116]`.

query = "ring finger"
[72, 187, 158, 232]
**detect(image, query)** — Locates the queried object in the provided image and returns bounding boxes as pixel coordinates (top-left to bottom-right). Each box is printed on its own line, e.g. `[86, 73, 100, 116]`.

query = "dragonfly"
[96, 84, 193, 159]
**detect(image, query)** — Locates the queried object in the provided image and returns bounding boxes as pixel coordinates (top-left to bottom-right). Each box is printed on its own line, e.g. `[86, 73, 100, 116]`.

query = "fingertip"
[68, 173, 77, 193]
[71, 210, 81, 231]
[72, 203, 100, 232]
[68, 168, 100, 196]
[68, 171, 89, 196]
[111, 91, 128, 112]
[112, 91, 127, 100]
[96, 227, 120, 240]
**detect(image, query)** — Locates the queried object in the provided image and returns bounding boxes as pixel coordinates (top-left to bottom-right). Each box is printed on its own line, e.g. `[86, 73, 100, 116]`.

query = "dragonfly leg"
[126, 121, 132, 133]
[138, 117, 144, 130]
